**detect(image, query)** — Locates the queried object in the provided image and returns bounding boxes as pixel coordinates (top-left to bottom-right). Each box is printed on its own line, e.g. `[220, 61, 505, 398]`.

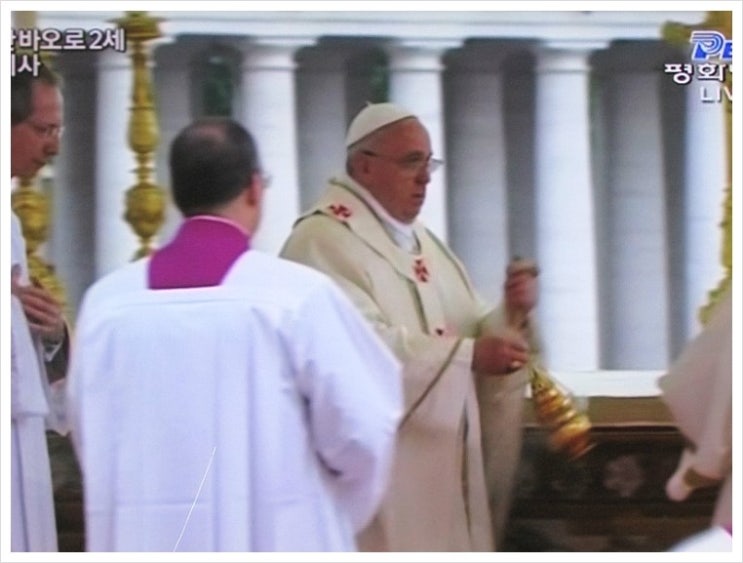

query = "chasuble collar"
[330, 174, 419, 253]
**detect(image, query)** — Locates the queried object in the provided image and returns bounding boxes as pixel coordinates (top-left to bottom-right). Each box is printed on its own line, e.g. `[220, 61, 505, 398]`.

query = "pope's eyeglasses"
[362, 150, 443, 174]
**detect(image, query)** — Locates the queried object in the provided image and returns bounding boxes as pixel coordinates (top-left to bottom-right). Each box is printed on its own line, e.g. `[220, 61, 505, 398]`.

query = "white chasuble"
[68, 249, 402, 551]
[10, 212, 64, 552]
[282, 176, 531, 551]
[660, 289, 732, 530]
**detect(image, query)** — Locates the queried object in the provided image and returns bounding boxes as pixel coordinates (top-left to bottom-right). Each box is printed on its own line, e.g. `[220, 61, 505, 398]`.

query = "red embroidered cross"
[328, 204, 352, 219]
[413, 258, 429, 283]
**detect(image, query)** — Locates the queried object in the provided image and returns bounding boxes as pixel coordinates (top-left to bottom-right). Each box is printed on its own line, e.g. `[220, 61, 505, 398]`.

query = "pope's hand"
[472, 329, 529, 375]
[504, 257, 538, 327]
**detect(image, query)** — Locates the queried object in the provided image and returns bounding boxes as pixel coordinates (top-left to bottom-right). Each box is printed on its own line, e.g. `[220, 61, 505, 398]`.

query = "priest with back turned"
[68, 117, 403, 551]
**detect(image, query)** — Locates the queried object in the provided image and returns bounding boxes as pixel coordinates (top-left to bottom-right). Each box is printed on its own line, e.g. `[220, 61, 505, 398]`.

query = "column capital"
[388, 38, 463, 52]
[446, 41, 522, 73]
[385, 39, 462, 71]
[53, 50, 96, 77]
[593, 41, 675, 74]
[239, 38, 316, 71]
[534, 40, 608, 73]
[96, 48, 131, 71]
[541, 39, 610, 52]
[153, 37, 205, 70]
[296, 43, 353, 71]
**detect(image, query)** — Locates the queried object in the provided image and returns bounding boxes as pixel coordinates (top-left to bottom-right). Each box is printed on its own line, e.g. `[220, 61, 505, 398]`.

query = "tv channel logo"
[689, 30, 732, 62]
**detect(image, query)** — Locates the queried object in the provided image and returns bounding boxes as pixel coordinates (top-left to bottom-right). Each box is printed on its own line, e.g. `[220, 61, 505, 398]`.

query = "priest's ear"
[245, 171, 267, 208]
[240, 172, 265, 234]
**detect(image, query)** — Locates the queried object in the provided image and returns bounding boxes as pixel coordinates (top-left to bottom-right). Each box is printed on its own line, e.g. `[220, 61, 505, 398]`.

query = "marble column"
[502, 53, 537, 275]
[238, 39, 313, 253]
[345, 46, 387, 117]
[444, 44, 511, 302]
[683, 75, 727, 337]
[604, 69, 669, 369]
[48, 52, 97, 313]
[533, 42, 604, 370]
[153, 38, 201, 242]
[386, 40, 460, 242]
[295, 45, 350, 210]
[94, 49, 140, 277]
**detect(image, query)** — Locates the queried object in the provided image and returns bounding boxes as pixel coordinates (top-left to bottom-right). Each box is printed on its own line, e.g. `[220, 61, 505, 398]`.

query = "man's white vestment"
[660, 289, 732, 530]
[10, 212, 67, 552]
[69, 249, 402, 551]
[281, 177, 532, 551]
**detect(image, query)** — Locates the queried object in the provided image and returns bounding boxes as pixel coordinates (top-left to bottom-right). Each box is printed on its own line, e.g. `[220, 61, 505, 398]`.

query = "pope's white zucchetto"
[345, 102, 416, 148]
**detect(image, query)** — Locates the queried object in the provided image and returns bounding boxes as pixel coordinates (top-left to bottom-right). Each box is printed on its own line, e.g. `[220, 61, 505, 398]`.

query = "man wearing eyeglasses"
[10, 63, 69, 552]
[281, 102, 539, 551]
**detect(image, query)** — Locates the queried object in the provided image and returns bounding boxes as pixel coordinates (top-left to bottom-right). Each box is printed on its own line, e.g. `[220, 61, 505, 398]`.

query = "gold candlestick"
[111, 11, 166, 260]
[11, 178, 67, 306]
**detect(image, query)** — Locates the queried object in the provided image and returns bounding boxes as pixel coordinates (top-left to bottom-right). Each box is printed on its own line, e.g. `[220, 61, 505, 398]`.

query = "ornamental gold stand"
[111, 11, 167, 260]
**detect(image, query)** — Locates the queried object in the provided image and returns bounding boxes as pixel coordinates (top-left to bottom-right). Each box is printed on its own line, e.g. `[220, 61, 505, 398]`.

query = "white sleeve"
[292, 279, 403, 531]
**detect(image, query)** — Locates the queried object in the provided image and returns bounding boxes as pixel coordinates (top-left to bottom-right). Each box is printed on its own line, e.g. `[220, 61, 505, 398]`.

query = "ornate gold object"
[507, 256, 594, 461]
[529, 361, 594, 460]
[664, 11, 732, 325]
[11, 178, 67, 307]
[112, 11, 166, 259]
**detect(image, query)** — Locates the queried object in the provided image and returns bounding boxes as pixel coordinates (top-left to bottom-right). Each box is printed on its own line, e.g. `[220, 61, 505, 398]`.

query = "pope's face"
[358, 118, 433, 224]
[11, 81, 63, 179]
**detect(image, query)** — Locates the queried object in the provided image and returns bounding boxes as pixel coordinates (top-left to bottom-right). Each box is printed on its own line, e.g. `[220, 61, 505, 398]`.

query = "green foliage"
[369, 58, 389, 103]
[203, 55, 233, 117]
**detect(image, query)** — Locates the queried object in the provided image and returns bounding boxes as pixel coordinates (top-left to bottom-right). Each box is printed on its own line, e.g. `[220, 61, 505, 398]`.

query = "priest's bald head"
[344, 102, 443, 224]
[169, 118, 268, 234]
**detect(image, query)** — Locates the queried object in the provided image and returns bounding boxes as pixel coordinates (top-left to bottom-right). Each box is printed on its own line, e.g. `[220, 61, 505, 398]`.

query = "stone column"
[153, 38, 200, 242]
[503, 53, 537, 276]
[533, 42, 605, 370]
[603, 69, 669, 369]
[49, 51, 98, 313]
[238, 39, 314, 253]
[445, 43, 511, 302]
[386, 40, 460, 242]
[94, 49, 139, 277]
[295, 45, 349, 210]
[683, 75, 727, 337]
